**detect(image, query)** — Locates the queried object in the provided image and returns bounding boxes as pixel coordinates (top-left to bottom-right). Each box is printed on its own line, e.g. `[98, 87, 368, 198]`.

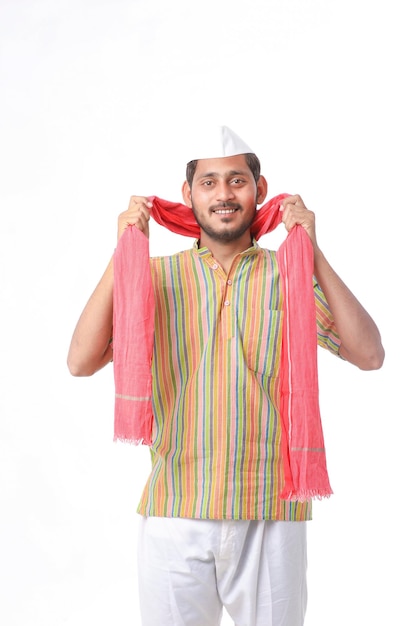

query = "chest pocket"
[239, 308, 283, 378]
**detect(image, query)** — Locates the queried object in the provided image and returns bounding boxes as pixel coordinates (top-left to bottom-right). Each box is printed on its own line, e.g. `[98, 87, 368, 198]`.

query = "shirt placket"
[210, 259, 236, 341]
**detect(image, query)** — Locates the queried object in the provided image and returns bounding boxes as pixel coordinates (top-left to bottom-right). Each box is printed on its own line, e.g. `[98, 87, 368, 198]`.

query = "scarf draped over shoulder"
[112, 194, 333, 501]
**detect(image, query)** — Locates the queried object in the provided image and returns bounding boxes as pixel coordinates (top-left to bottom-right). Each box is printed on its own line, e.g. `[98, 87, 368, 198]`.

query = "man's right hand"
[118, 196, 153, 240]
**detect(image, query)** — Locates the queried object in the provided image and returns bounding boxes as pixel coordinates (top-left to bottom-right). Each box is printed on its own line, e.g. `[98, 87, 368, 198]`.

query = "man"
[67, 126, 384, 625]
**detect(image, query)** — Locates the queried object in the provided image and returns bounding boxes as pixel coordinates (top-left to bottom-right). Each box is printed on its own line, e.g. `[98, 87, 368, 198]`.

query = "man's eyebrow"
[196, 169, 248, 179]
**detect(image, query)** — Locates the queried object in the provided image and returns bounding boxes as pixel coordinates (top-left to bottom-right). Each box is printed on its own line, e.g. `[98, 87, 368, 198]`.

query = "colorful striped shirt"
[137, 241, 341, 521]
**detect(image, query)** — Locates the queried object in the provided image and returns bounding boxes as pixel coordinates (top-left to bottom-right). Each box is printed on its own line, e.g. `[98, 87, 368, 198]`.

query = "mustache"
[210, 202, 242, 212]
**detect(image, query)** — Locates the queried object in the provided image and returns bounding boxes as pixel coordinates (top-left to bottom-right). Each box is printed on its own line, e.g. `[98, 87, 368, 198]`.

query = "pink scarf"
[113, 195, 332, 500]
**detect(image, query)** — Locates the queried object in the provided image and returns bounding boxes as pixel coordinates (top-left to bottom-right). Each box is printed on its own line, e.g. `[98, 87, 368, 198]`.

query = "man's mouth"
[213, 208, 238, 215]
[211, 204, 240, 215]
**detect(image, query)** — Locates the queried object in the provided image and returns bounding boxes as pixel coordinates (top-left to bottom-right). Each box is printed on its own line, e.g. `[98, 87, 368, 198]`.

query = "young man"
[67, 126, 384, 625]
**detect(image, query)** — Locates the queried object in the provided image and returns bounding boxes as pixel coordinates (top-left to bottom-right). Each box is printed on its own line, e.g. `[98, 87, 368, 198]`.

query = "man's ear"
[182, 181, 192, 207]
[256, 175, 268, 205]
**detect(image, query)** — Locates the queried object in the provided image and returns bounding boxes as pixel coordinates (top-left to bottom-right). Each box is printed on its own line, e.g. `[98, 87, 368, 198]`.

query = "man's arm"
[280, 195, 385, 371]
[67, 257, 115, 376]
[67, 196, 152, 377]
[312, 249, 384, 370]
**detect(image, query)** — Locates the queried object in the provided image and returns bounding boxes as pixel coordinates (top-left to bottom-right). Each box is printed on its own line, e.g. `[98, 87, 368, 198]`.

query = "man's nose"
[216, 181, 235, 201]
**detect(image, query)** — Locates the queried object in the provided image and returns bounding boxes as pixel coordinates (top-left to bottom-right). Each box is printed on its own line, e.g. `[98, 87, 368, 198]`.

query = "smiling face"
[182, 154, 267, 246]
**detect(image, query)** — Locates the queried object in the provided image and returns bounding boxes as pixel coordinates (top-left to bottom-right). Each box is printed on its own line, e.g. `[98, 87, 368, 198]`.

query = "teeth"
[215, 209, 236, 214]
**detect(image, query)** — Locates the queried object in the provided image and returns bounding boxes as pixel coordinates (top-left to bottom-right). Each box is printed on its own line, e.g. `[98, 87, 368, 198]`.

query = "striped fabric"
[137, 242, 341, 521]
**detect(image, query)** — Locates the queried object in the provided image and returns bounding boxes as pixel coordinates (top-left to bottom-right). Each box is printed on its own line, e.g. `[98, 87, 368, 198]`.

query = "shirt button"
[212, 263, 218, 270]
[224, 300, 230, 306]
[227, 279, 232, 285]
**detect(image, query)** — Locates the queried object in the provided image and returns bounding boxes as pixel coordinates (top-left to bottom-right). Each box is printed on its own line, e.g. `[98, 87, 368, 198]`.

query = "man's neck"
[199, 232, 253, 274]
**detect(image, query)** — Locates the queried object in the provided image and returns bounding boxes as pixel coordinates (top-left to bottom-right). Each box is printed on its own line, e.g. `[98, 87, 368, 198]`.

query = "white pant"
[137, 516, 307, 626]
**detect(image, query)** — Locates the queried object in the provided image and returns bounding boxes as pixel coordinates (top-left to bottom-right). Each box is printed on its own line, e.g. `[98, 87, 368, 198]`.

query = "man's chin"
[201, 226, 251, 243]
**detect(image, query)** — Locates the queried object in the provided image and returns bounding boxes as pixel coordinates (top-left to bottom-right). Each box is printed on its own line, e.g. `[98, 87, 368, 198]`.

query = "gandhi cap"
[187, 125, 255, 162]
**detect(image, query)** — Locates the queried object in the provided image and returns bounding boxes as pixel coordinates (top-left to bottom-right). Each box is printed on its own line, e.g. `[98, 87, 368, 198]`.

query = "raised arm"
[67, 257, 115, 376]
[280, 195, 385, 371]
[312, 249, 384, 370]
[67, 196, 152, 376]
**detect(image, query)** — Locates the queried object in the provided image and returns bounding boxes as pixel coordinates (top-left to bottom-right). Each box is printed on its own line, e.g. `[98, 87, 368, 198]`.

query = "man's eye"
[232, 178, 243, 184]
[203, 180, 213, 186]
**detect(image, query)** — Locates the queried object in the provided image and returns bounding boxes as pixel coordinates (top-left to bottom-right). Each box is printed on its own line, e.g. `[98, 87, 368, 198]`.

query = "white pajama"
[137, 516, 307, 626]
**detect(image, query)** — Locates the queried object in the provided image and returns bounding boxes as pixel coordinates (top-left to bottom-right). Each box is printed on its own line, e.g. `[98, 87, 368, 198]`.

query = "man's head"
[181, 126, 268, 245]
[184, 125, 261, 188]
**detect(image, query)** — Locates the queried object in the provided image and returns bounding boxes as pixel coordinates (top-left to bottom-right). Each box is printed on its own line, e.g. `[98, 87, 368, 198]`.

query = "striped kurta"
[137, 242, 341, 521]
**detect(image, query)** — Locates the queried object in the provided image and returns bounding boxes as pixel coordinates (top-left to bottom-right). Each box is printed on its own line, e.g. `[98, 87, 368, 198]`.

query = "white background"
[0, 0, 415, 624]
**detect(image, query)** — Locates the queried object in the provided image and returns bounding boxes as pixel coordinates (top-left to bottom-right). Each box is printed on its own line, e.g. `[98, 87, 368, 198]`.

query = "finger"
[136, 213, 150, 237]
[280, 203, 294, 226]
[129, 196, 153, 210]
[124, 204, 151, 224]
[136, 210, 150, 229]
[280, 194, 304, 211]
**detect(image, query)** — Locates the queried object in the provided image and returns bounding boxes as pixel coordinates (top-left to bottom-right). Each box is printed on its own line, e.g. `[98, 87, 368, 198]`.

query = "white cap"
[187, 125, 255, 162]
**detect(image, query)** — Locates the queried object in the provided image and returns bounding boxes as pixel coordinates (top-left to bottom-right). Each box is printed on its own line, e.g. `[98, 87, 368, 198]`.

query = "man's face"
[183, 155, 260, 243]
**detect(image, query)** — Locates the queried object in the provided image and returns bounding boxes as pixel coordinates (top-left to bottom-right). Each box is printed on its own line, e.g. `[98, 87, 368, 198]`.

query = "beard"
[191, 201, 256, 243]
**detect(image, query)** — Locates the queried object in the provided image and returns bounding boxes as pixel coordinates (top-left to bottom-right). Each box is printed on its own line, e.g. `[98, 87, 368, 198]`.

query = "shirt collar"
[193, 239, 260, 260]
